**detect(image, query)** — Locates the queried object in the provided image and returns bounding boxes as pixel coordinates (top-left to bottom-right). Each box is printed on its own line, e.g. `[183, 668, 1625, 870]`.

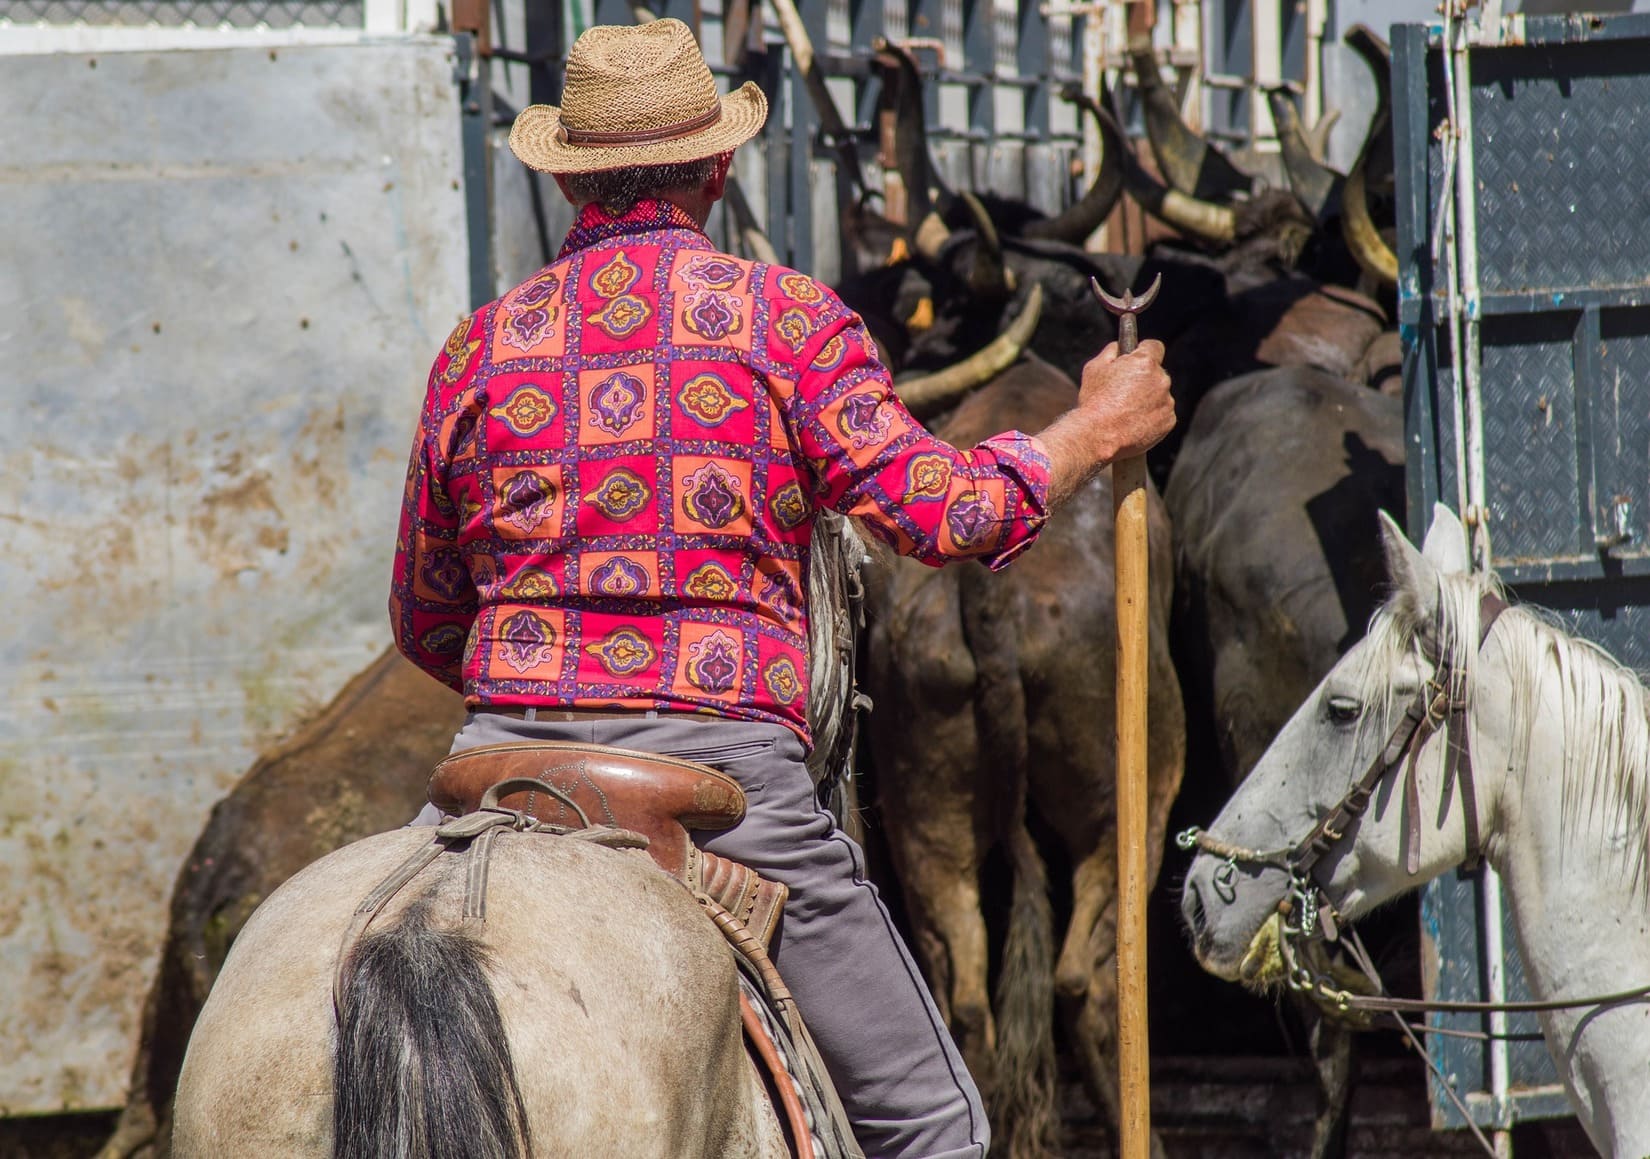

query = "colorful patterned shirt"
[390, 199, 1051, 743]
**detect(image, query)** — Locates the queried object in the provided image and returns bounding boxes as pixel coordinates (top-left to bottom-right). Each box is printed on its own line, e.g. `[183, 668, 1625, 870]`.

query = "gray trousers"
[411, 711, 989, 1159]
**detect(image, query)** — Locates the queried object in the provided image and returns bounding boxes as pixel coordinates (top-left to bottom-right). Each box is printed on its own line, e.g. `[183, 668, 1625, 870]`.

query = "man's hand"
[1038, 339, 1174, 510]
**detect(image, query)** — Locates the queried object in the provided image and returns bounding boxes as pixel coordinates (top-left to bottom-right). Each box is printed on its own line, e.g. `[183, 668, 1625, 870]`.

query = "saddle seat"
[427, 740, 788, 947]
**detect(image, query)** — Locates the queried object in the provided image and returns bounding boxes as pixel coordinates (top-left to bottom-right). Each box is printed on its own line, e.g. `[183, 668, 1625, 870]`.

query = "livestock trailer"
[1398, 5, 1650, 1139]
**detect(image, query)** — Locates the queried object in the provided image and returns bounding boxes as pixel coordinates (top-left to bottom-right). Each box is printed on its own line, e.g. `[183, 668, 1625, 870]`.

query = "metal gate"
[488, 1, 1091, 288]
[1396, 9, 1650, 1132]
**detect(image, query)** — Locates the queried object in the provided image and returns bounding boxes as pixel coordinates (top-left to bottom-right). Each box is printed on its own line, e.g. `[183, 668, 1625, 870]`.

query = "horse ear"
[1379, 509, 1440, 627]
[1419, 503, 1471, 575]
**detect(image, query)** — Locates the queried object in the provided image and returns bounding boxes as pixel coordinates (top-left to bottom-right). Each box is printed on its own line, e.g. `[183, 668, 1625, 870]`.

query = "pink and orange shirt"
[390, 199, 1051, 743]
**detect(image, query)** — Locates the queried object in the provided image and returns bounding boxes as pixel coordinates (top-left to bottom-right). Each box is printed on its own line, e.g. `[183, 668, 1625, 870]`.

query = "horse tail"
[994, 822, 1059, 1157]
[332, 900, 532, 1159]
[958, 569, 1059, 1157]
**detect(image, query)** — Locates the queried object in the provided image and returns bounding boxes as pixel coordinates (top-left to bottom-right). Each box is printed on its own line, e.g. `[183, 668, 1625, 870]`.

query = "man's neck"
[663, 190, 714, 229]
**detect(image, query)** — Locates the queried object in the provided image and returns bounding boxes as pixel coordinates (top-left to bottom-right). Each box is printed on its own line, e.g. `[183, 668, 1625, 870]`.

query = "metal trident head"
[1090, 273, 1162, 353]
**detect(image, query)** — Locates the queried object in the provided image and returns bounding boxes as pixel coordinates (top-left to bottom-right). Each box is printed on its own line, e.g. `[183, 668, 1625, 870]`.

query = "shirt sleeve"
[388, 315, 484, 692]
[772, 291, 1052, 571]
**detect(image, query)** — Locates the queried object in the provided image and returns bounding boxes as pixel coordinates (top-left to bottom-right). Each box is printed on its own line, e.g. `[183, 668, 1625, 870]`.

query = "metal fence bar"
[456, 31, 497, 309]
[1018, 0, 1050, 137]
[963, 0, 995, 137]
[486, 0, 1091, 274]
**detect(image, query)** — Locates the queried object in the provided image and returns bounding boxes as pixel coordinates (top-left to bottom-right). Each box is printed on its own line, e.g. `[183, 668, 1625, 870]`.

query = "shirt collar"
[557, 198, 710, 260]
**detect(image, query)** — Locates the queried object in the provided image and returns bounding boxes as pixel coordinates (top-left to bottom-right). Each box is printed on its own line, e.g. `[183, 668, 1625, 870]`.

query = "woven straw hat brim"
[509, 82, 768, 174]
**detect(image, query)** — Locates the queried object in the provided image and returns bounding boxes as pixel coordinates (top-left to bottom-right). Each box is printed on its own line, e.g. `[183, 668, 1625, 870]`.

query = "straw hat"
[509, 19, 768, 175]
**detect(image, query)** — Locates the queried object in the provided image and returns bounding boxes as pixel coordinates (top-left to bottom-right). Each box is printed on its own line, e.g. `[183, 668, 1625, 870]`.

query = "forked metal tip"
[1090, 272, 1163, 316]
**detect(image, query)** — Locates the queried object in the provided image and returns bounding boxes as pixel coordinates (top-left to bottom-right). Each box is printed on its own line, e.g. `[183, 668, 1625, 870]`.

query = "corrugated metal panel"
[0, 39, 468, 1112]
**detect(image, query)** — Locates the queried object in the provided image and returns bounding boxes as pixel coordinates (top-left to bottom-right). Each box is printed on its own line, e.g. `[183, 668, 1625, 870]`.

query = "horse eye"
[1326, 695, 1363, 724]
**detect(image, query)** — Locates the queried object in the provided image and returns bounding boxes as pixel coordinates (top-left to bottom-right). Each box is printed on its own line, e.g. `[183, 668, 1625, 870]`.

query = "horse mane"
[804, 510, 868, 783]
[1359, 568, 1650, 893]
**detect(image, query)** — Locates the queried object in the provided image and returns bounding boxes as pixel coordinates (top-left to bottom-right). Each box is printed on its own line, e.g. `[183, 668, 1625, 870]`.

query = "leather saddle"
[427, 741, 788, 947]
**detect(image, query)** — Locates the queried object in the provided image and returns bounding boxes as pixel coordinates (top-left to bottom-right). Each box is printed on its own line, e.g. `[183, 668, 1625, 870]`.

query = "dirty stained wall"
[0, 39, 469, 1112]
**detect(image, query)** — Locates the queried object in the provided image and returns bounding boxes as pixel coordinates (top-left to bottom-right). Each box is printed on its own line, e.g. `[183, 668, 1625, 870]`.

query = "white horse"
[1180, 505, 1650, 1157]
[170, 515, 874, 1158]
[172, 826, 793, 1157]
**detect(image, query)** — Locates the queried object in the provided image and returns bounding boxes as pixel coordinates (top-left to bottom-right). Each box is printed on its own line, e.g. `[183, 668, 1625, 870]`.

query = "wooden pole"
[1114, 450, 1151, 1159]
[1092, 273, 1160, 1159]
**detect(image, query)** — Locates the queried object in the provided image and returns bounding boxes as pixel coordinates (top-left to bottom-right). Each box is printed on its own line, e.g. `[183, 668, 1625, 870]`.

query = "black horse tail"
[332, 900, 532, 1159]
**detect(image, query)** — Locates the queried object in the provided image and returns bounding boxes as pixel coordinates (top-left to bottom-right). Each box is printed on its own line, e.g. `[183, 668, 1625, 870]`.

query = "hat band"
[560, 102, 723, 148]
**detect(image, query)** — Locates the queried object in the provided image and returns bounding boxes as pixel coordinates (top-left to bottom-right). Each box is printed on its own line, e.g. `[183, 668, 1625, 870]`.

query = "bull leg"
[894, 847, 996, 1090]
[1054, 834, 1116, 1003]
[1057, 728, 1181, 1159]
[1065, 948, 1169, 1159]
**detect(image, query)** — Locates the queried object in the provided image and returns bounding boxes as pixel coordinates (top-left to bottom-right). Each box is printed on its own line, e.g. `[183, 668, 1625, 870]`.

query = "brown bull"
[865, 356, 1185, 1158]
[97, 651, 463, 1159]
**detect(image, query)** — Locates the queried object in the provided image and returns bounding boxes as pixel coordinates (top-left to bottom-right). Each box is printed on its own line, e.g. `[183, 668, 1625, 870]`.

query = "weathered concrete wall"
[0, 38, 469, 1112]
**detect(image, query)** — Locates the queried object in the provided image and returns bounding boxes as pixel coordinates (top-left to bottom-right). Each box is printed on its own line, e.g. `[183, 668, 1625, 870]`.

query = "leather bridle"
[1177, 590, 1650, 1155]
[1178, 591, 1509, 955]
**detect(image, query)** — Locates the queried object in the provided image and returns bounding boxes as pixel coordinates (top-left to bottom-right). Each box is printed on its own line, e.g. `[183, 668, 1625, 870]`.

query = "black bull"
[865, 356, 1185, 1159]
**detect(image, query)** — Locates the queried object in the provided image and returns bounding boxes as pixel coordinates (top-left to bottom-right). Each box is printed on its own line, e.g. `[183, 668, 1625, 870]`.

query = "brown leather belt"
[471, 706, 702, 723]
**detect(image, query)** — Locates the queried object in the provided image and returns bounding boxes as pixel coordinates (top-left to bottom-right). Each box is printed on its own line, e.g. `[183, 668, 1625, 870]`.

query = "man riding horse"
[390, 20, 1174, 1157]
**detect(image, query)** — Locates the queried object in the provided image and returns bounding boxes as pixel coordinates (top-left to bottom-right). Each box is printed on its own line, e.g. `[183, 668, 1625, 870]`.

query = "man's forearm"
[1037, 407, 1121, 512]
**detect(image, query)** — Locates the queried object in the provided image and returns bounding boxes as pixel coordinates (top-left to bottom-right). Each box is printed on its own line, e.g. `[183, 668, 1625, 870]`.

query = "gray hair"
[562, 157, 721, 215]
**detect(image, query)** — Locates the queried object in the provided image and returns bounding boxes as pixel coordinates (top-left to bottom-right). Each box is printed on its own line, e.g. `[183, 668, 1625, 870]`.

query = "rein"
[1179, 591, 1509, 945]
[1177, 589, 1650, 1153]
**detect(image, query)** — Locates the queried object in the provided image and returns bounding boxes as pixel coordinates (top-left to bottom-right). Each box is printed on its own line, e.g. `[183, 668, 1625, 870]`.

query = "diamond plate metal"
[1471, 44, 1650, 297]
[1396, 14, 1650, 1133]
[1478, 314, 1580, 564]
[0, 0, 361, 26]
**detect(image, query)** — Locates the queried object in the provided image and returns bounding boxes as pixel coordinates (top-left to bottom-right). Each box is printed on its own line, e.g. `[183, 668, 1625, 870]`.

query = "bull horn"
[1306, 106, 1341, 165]
[1129, 38, 1252, 201]
[1265, 86, 1341, 222]
[1066, 91, 1235, 245]
[1339, 24, 1397, 286]
[1023, 83, 1125, 244]
[724, 175, 781, 266]
[875, 37, 959, 258]
[959, 190, 1012, 299]
[894, 285, 1044, 416]
[1341, 113, 1397, 286]
[1108, 113, 1240, 242]
[913, 211, 952, 260]
[1344, 24, 1394, 188]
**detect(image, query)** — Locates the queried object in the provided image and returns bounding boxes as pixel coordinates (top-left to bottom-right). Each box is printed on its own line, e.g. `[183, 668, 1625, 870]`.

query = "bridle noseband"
[1178, 589, 1650, 1156]
[1177, 591, 1509, 978]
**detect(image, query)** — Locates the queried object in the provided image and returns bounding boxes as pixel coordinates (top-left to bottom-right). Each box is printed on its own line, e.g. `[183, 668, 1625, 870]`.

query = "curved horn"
[1340, 112, 1397, 286]
[1343, 24, 1393, 188]
[1023, 83, 1125, 244]
[894, 285, 1044, 417]
[959, 190, 1011, 299]
[1306, 106, 1341, 165]
[1129, 38, 1252, 201]
[1067, 89, 1236, 245]
[1265, 86, 1342, 222]
[875, 38, 957, 258]
[1339, 24, 1397, 286]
